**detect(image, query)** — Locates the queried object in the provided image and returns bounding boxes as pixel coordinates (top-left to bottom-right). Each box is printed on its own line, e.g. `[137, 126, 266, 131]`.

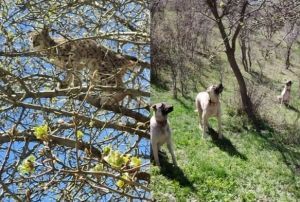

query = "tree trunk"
[179, 61, 187, 97]
[217, 26, 256, 123]
[172, 78, 177, 99]
[240, 37, 249, 72]
[285, 43, 293, 69]
[247, 41, 252, 71]
[299, 76, 300, 98]
[170, 65, 177, 99]
[226, 49, 256, 122]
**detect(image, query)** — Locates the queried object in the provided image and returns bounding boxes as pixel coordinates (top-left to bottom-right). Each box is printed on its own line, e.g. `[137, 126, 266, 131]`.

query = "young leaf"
[103, 146, 111, 156]
[116, 173, 130, 189]
[76, 130, 84, 139]
[91, 163, 103, 171]
[18, 155, 36, 174]
[130, 156, 142, 168]
[33, 124, 48, 141]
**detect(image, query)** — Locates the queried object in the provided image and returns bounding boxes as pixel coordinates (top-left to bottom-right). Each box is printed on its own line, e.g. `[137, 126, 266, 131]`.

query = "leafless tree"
[152, 0, 210, 98]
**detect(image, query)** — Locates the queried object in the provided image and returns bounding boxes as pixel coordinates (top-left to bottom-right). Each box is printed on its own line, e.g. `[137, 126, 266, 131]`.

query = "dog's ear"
[151, 104, 157, 111]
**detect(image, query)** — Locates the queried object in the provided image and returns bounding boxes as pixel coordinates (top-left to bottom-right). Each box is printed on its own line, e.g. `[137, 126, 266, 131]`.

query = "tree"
[203, 0, 258, 123]
[151, 0, 207, 97]
[0, 1, 150, 201]
[239, 28, 252, 72]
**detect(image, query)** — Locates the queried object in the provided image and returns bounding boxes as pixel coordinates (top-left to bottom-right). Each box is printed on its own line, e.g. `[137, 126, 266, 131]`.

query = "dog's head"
[284, 80, 292, 91]
[214, 83, 224, 95]
[151, 102, 173, 121]
[30, 27, 55, 50]
[207, 83, 224, 95]
[286, 80, 292, 86]
[206, 83, 224, 103]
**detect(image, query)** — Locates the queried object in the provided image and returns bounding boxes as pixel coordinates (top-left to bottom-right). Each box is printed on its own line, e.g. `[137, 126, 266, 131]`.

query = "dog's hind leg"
[217, 114, 223, 139]
[277, 96, 281, 103]
[195, 99, 203, 131]
[280, 98, 283, 106]
[202, 113, 208, 138]
[198, 111, 203, 131]
[278, 95, 285, 106]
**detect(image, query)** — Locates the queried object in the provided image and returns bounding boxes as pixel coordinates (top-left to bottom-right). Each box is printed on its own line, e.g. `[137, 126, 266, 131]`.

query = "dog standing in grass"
[150, 102, 177, 167]
[277, 80, 292, 106]
[195, 84, 224, 139]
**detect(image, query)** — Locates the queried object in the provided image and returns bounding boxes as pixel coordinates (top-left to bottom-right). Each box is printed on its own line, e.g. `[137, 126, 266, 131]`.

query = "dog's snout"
[215, 83, 224, 95]
[166, 105, 174, 114]
[162, 105, 173, 115]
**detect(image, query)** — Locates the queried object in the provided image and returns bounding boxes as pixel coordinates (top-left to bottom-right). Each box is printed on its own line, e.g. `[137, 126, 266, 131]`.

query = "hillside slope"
[150, 68, 300, 201]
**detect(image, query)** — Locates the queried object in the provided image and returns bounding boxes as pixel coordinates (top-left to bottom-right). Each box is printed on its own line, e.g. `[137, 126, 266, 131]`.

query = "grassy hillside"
[151, 3, 300, 200]
[150, 56, 300, 201]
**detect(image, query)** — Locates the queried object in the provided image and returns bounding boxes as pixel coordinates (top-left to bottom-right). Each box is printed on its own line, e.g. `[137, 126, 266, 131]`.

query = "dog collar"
[209, 99, 219, 105]
[156, 120, 167, 126]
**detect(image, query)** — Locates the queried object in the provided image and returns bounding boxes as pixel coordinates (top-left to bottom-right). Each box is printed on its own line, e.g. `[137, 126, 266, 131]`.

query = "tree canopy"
[0, 0, 150, 201]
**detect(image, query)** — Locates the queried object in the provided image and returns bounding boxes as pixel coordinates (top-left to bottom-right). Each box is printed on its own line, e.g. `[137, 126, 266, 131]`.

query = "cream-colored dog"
[150, 102, 177, 167]
[195, 84, 224, 139]
[277, 80, 292, 106]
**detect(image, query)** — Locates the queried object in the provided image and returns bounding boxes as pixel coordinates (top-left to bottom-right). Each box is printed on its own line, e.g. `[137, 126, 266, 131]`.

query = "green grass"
[151, 13, 300, 200]
[150, 85, 300, 201]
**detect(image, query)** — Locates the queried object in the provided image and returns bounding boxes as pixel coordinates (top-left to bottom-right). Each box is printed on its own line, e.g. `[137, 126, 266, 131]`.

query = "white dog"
[150, 102, 177, 167]
[277, 80, 292, 106]
[195, 84, 224, 139]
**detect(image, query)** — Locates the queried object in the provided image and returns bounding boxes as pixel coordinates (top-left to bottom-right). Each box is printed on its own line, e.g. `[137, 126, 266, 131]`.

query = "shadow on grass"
[155, 151, 196, 191]
[249, 70, 276, 88]
[174, 96, 194, 110]
[208, 127, 248, 160]
[287, 105, 300, 113]
[256, 122, 300, 175]
[151, 73, 170, 91]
